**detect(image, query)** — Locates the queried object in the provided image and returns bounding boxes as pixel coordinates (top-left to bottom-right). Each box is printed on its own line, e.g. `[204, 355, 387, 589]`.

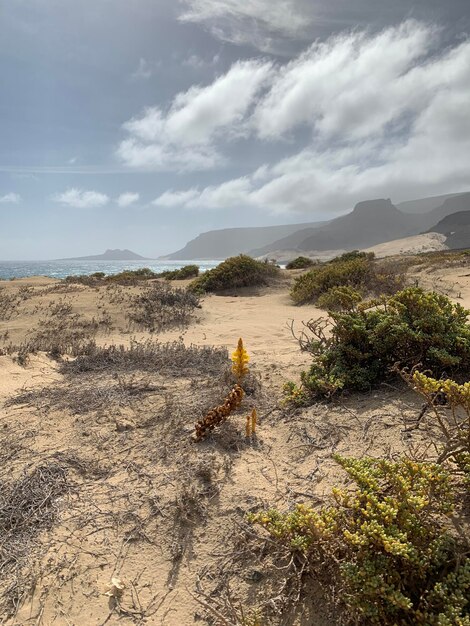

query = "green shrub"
[287, 287, 470, 401]
[65, 268, 159, 286]
[286, 256, 315, 270]
[249, 456, 469, 625]
[189, 255, 279, 293]
[161, 264, 199, 280]
[291, 254, 373, 305]
[316, 286, 363, 311]
[290, 251, 404, 306]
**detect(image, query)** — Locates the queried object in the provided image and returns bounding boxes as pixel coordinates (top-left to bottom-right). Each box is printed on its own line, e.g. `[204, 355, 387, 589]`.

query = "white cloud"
[53, 188, 109, 209]
[153, 189, 200, 208]
[0, 192, 21, 204]
[116, 192, 140, 207]
[178, 0, 315, 51]
[118, 59, 273, 171]
[151, 21, 470, 214]
[253, 21, 436, 140]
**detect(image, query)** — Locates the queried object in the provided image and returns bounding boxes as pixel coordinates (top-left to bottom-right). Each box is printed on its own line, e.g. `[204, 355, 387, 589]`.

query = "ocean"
[0, 259, 221, 280]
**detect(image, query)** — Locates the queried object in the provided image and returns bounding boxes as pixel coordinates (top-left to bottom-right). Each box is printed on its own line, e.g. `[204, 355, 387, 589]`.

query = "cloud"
[178, 0, 315, 51]
[252, 21, 436, 140]
[0, 192, 21, 204]
[153, 189, 200, 207]
[53, 188, 110, 209]
[151, 21, 470, 214]
[117, 59, 273, 171]
[132, 57, 153, 80]
[116, 192, 140, 207]
[183, 53, 220, 69]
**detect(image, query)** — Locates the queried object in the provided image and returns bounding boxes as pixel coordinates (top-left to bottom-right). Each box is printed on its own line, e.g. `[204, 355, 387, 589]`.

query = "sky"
[1, 0, 469, 259]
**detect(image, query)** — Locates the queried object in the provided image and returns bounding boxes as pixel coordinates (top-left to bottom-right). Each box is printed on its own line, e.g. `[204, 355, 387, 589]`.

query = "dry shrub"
[6, 374, 159, 415]
[0, 463, 71, 616]
[61, 339, 229, 377]
[18, 307, 101, 358]
[127, 282, 200, 331]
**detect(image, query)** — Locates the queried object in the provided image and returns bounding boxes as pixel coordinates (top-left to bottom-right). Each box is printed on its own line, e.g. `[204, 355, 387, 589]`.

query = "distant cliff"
[163, 191, 470, 261]
[60, 249, 150, 261]
[162, 222, 326, 260]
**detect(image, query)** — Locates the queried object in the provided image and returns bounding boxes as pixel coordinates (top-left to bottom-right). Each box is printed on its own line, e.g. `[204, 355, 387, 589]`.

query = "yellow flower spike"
[251, 408, 257, 435]
[231, 337, 250, 382]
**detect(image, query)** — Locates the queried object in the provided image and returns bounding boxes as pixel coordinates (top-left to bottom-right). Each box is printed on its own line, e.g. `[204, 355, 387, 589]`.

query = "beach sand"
[0, 260, 469, 625]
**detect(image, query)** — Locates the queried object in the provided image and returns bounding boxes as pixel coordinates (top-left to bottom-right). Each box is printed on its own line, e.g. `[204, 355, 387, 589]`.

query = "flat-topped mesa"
[351, 198, 397, 216]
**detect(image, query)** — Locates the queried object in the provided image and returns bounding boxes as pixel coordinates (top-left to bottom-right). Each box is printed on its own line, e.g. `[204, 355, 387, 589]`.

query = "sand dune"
[363, 231, 448, 257]
[1, 262, 469, 625]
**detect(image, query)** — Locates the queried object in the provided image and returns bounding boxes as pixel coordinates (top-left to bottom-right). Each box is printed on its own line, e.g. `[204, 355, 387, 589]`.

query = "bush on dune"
[161, 264, 199, 281]
[250, 455, 470, 625]
[290, 251, 405, 307]
[127, 282, 200, 332]
[189, 255, 279, 293]
[286, 287, 470, 403]
[285, 256, 316, 270]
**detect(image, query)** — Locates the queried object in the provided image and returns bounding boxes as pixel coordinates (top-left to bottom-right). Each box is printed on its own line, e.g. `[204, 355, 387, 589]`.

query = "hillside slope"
[427, 210, 470, 249]
[297, 199, 419, 252]
[163, 222, 325, 260]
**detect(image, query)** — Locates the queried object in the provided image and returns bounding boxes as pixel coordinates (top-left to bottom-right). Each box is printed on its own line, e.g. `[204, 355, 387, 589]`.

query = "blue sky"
[1, 0, 469, 259]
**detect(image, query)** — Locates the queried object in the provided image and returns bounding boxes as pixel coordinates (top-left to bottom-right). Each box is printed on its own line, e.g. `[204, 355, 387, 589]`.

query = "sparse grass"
[190, 255, 279, 294]
[0, 462, 71, 617]
[412, 248, 470, 269]
[127, 282, 200, 332]
[19, 308, 102, 359]
[6, 374, 160, 415]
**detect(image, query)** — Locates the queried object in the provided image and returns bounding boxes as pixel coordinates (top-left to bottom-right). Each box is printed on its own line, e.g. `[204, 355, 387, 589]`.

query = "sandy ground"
[363, 232, 448, 257]
[0, 263, 469, 625]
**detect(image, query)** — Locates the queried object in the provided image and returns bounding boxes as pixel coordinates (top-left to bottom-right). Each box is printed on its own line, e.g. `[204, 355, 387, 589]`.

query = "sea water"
[0, 260, 220, 280]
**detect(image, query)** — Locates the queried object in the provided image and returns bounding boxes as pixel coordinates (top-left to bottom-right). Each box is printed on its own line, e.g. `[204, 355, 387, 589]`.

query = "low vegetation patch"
[286, 287, 470, 403]
[65, 267, 160, 286]
[285, 256, 316, 270]
[190, 255, 279, 293]
[61, 339, 229, 377]
[0, 462, 71, 616]
[127, 282, 200, 332]
[250, 455, 469, 625]
[290, 251, 405, 307]
[160, 264, 199, 280]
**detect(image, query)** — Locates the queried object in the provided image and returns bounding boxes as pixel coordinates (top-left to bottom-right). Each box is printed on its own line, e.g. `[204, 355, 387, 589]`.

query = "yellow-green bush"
[190, 255, 279, 293]
[409, 371, 470, 482]
[249, 456, 469, 625]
